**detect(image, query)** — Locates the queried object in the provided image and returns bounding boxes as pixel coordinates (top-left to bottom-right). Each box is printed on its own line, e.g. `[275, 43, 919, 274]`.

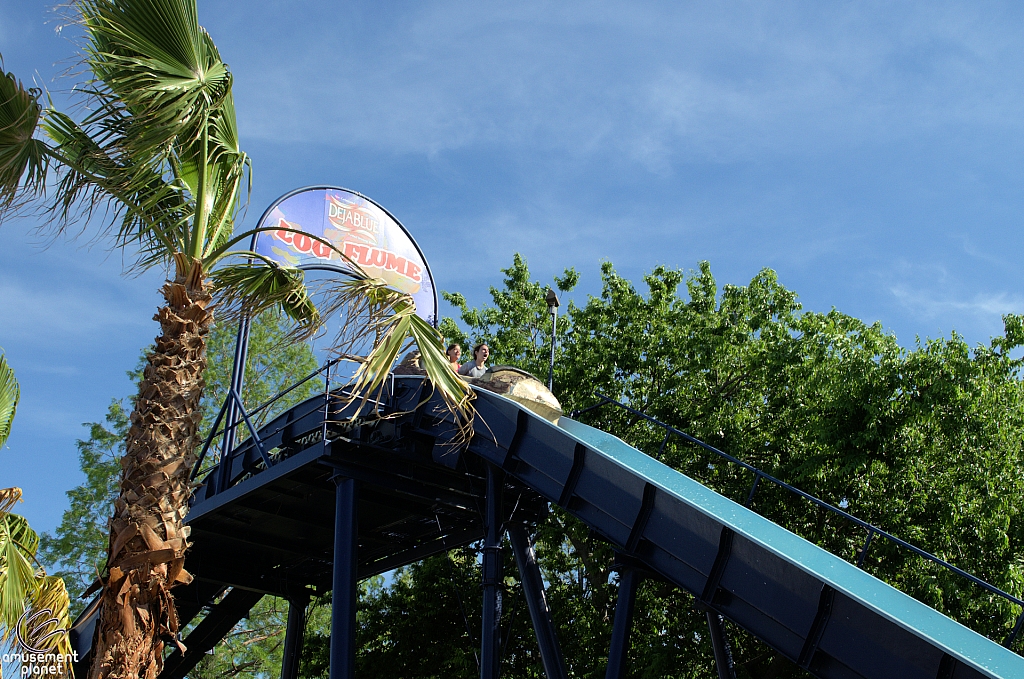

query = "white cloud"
[0, 277, 150, 343]
[890, 286, 1024, 320]
[226, 1, 1024, 170]
[881, 256, 1024, 342]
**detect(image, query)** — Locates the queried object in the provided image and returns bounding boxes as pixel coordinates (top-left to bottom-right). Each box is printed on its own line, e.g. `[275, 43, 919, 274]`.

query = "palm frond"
[79, 0, 230, 155]
[209, 259, 320, 338]
[41, 109, 178, 247]
[316, 276, 397, 357]
[197, 139, 248, 259]
[26, 0, 249, 269]
[0, 512, 39, 637]
[0, 500, 72, 676]
[0, 64, 48, 211]
[405, 312, 476, 419]
[326, 278, 474, 425]
[209, 78, 241, 153]
[3, 2, 251, 274]
[0, 352, 18, 449]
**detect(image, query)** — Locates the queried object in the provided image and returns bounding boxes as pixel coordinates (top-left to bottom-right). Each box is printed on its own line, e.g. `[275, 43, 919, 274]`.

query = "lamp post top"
[546, 288, 559, 311]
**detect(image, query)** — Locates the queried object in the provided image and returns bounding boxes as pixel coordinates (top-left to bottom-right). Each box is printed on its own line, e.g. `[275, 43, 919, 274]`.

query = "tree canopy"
[375, 255, 1024, 678]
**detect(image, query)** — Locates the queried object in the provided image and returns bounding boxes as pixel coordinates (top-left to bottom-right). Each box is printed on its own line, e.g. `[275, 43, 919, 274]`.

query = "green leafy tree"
[0, 1, 469, 675]
[362, 551, 549, 678]
[38, 403, 126, 612]
[34, 251, 1024, 678]
[185, 596, 289, 679]
[298, 548, 546, 679]
[361, 256, 1024, 678]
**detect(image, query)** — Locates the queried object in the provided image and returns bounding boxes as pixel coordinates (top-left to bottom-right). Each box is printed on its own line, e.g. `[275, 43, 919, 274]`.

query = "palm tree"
[0, 2, 471, 677]
[0, 352, 73, 679]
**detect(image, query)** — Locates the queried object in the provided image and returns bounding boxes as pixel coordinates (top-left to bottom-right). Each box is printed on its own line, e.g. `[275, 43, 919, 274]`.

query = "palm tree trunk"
[90, 270, 212, 679]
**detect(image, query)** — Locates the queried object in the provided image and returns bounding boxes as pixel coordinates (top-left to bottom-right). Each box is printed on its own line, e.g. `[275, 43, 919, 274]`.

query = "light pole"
[545, 288, 559, 390]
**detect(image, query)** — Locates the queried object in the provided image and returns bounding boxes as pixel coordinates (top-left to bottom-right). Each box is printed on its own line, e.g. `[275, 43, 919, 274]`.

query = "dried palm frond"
[24, 576, 73, 657]
[0, 506, 73, 678]
[0, 489, 19, 517]
[322, 276, 475, 433]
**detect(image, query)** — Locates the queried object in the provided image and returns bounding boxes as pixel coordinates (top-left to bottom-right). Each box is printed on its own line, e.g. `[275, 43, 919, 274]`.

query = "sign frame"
[249, 184, 439, 327]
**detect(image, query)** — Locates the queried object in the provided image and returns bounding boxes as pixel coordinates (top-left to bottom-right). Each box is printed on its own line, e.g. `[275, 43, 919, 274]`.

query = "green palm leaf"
[0, 66, 47, 210]
[0, 352, 18, 450]
[80, 0, 231, 153]
[209, 259, 320, 337]
[29, 0, 250, 268]
[41, 108, 185, 253]
[0, 496, 73, 671]
[0, 511, 38, 640]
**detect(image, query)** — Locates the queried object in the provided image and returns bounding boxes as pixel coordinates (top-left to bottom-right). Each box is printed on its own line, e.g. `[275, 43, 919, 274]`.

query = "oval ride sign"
[251, 186, 438, 325]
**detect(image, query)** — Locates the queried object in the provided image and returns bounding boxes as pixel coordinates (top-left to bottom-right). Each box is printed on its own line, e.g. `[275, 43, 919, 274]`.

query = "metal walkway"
[70, 375, 1024, 679]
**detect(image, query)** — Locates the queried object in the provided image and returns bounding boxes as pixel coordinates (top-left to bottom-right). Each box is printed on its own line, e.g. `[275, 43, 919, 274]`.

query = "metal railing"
[572, 392, 1024, 649]
[190, 357, 395, 486]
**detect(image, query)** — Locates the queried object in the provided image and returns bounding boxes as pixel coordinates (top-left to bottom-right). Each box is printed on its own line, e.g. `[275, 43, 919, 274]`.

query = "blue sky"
[3, 1, 1024, 535]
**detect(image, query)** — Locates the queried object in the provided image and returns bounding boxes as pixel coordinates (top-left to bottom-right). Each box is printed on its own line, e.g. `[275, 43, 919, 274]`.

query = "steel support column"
[481, 463, 503, 679]
[218, 315, 251, 490]
[330, 475, 358, 679]
[508, 525, 567, 679]
[706, 610, 737, 679]
[224, 317, 251, 443]
[280, 596, 308, 679]
[605, 567, 640, 679]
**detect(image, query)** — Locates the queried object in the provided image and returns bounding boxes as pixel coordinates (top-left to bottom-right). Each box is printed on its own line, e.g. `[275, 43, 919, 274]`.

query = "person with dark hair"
[459, 343, 489, 378]
[446, 343, 462, 371]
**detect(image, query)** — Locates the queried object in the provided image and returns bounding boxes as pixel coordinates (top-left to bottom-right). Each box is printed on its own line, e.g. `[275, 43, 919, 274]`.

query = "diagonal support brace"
[509, 525, 567, 679]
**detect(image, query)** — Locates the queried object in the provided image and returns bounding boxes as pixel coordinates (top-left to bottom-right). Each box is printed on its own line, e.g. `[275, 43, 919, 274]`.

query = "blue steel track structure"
[70, 373, 1024, 679]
